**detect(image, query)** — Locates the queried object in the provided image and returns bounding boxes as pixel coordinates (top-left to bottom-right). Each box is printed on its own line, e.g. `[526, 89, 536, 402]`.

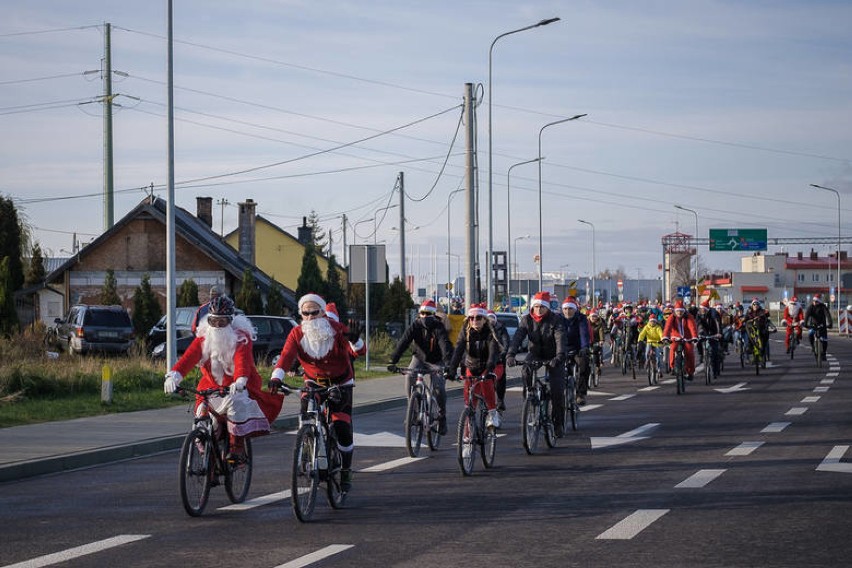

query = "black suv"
[152, 314, 296, 365]
[146, 306, 199, 352]
[53, 305, 135, 355]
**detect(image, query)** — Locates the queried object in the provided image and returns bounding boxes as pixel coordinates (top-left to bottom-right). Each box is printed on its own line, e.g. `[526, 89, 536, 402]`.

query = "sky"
[2, 0, 851, 294]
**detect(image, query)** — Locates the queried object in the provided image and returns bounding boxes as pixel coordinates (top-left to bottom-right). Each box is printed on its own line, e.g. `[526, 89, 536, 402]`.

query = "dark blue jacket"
[561, 312, 590, 353]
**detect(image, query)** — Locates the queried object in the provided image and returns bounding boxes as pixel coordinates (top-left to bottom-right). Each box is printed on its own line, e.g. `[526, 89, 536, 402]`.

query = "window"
[797, 273, 805, 283]
[812, 273, 820, 282]
[828, 272, 835, 282]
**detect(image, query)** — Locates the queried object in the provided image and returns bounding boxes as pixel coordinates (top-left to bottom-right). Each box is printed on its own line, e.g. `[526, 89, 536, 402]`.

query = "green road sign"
[709, 228, 767, 251]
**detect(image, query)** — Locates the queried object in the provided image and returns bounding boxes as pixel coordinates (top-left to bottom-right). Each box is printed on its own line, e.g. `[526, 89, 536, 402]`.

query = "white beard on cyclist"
[199, 320, 237, 383]
[301, 317, 335, 359]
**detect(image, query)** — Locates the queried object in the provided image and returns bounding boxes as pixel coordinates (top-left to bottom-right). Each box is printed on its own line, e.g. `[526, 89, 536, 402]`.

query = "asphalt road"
[2, 338, 851, 568]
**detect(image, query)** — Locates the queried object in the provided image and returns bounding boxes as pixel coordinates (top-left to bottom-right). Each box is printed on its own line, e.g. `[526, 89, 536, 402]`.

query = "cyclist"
[446, 303, 501, 428]
[695, 300, 723, 378]
[588, 309, 607, 378]
[783, 296, 804, 354]
[165, 295, 283, 462]
[638, 314, 665, 374]
[269, 293, 366, 492]
[716, 301, 733, 354]
[486, 309, 511, 411]
[388, 299, 453, 435]
[559, 296, 591, 405]
[662, 300, 698, 380]
[743, 298, 776, 361]
[506, 291, 568, 436]
[804, 294, 832, 360]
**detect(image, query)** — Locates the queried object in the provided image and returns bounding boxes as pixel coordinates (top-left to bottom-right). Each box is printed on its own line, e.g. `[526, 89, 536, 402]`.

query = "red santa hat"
[298, 293, 327, 312]
[530, 291, 551, 309]
[486, 309, 497, 322]
[562, 296, 578, 310]
[674, 300, 686, 312]
[325, 302, 340, 322]
[420, 299, 437, 313]
[467, 302, 488, 318]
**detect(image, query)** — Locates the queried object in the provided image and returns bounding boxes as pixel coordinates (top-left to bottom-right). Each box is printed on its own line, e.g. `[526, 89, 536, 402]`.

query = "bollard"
[101, 364, 113, 404]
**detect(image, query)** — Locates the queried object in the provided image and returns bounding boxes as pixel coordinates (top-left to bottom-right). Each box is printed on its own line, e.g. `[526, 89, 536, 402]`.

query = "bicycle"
[521, 359, 557, 455]
[699, 335, 719, 385]
[588, 342, 602, 389]
[787, 322, 802, 360]
[745, 322, 766, 375]
[455, 372, 498, 476]
[808, 324, 828, 368]
[284, 379, 348, 523]
[563, 353, 580, 432]
[175, 386, 253, 517]
[664, 337, 696, 395]
[734, 328, 746, 369]
[390, 365, 443, 457]
[646, 344, 661, 386]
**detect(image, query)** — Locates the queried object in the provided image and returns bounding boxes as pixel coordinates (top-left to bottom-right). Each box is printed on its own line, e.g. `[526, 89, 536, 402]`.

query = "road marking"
[609, 394, 636, 401]
[821, 378, 835, 384]
[590, 423, 659, 449]
[814, 386, 830, 393]
[826, 372, 839, 377]
[355, 431, 410, 447]
[638, 386, 662, 392]
[359, 456, 426, 472]
[596, 509, 670, 540]
[801, 396, 821, 403]
[580, 404, 604, 412]
[220, 490, 290, 511]
[761, 422, 791, 433]
[785, 407, 808, 416]
[715, 382, 749, 394]
[1, 535, 150, 568]
[274, 544, 355, 568]
[589, 390, 617, 396]
[817, 446, 852, 474]
[675, 469, 726, 488]
[725, 441, 764, 456]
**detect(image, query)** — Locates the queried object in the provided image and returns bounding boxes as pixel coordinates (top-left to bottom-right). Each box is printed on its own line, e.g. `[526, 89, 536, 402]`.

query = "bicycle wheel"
[704, 347, 713, 385]
[754, 350, 761, 375]
[179, 427, 213, 517]
[739, 341, 745, 368]
[815, 337, 823, 368]
[480, 407, 497, 468]
[457, 407, 476, 476]
[326, 440, 346, 509]
[426, 394, 442, 451]
[291, 425, 320, 523]
[543, 395, 557, 449]
[225, 438, 253, 504]
[564, 376, 578, 432]
[630, 352, 637, 381]
[675, 354, 685, 395]
[404, 392, 424, 458]
[621, 350, 628, 375]
[521, 395, 540, 455]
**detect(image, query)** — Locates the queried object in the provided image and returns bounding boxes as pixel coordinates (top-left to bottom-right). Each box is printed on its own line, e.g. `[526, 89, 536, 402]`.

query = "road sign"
[677, 286, 691, 297]
[709, 228, 767, 251]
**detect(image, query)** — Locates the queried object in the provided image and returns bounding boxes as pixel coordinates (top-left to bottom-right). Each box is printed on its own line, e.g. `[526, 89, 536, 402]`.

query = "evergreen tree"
[307, 209, 328, 253]
[265, 280, 287, 316]
[0, 195, 26, 292]
[178, 278, 200, 307]
[235, 268, 264, 314]
[132, 273, 162, 336]
[100, 268, 121, 305]
[380, 276, 415, 322]
[0, 257, 19, 336]
[296, 244, 326, 300]
[324, 254, 347, 316]
[24, 242, 46, 288]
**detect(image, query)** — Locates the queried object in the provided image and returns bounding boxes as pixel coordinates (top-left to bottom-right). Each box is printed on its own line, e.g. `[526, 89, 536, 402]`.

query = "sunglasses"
[301, 309, 322, 317]
[419, 311, 434, 316]
[468, 315, 484, 321]
[208, 315, 232, 328]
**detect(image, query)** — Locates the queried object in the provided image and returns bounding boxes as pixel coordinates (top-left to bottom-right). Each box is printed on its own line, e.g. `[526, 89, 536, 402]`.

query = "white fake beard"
[202, 325, 237, 383]
[788, 305, 800, 318]
[301, 317, 335, 359]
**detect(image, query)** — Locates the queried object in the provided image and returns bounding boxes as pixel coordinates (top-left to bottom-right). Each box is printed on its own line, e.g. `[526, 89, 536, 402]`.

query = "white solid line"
[274, 544, 355, 568]
[675, 469, 726, 488]
[609, 394, 636, 401]
[619, 423, 660, 438]
[220, 490, 290, 511]
[786, 407, 808, 416]
[725, 441, 764, 456]
[814, 386, 830, 393]
[596, 509, 670, 540]
[821, 378, 835, 384]
[589, 390, 617, 397]
[761, 422, 791, 433]
[801, 396, 821, 403]
[359, 456, 426, 473]
[2, 535, 150, 568]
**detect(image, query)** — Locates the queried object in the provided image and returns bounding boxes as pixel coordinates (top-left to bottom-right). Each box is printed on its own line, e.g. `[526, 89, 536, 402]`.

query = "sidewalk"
[0, 373, 476, 484]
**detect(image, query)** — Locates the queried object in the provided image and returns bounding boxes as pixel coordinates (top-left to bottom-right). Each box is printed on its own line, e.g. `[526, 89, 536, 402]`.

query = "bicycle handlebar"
[176, 385, 228, 398]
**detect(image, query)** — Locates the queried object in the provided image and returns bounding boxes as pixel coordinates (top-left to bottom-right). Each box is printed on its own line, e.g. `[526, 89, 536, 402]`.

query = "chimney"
[810, 248, 818, 260]
[196, 196, 213, 229]
[238, 199, 257, 265]
[297, 216, 313, 246]
[797, 251, 803, 260]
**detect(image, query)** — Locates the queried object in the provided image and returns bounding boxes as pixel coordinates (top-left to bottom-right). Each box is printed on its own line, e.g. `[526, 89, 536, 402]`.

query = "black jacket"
[449, 321, 500, 376]
[805, 302, 833, 329]
[389, 315, 452, 366]
[491, 319, 511, 362]
[696, 307, 722, 336]
[508, 310, 566, 363]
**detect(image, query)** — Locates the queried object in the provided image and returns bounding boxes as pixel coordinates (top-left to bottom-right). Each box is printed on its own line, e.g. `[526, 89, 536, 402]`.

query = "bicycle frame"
[521, 360, 556, 454]
[456, 373, 497, 476]
[394, 366, 442, 457]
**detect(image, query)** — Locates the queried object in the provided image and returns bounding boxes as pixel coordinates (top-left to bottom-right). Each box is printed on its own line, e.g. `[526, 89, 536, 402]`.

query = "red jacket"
[662, 313, 698, 340]
[274, 320, 366, 385]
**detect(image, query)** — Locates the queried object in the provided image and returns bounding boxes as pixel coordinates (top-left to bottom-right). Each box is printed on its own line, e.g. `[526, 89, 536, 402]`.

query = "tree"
[380, 276, 414, 322]
[132, 273, 162, 336]
[178, 279, 200, 307]
[324, 254, 347, 315]
[0, 257, 19, 336]
[24, 242, 46, 288]
[265, 280, 288, 316]
[307, 209, 328, 253]
[0, 195, 26, 293]
[235, 268, 264, 314]
[100, 269, 121, 305]
[296, 243, 326, 300]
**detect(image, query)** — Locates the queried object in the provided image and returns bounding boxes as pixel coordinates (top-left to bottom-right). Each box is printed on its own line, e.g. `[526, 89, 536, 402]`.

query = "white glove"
[229, 376, 248, 395]
[164, 370, 183, 394]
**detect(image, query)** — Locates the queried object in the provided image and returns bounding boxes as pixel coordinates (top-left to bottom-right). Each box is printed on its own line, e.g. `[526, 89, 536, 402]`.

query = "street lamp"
[373, 204, 398, 244]
[811, 184, 842, 325]
[507, 157, 542, 310]
[488, 17, 561, 308]
[513, 234, 531, 310]
[578, 219, 596, 306]
[538, 113, 587, 290]
[674, 204, 699, 300]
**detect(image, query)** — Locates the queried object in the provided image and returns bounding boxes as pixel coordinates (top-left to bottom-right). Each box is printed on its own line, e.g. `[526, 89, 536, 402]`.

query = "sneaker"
[340, 469, 352, 492]
[554, 423, 564, 438]
[576, 395, 586, 406]
[486, 409, 501, 429]
[497, 398, 506, 412]
[686, 374, 694, 381]
[438, 416, 448, 436]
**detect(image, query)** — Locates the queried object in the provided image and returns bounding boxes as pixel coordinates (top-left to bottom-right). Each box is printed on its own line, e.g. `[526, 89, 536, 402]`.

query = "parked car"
[146, 306, 199, 351]
[53, 305, 135, 355]
[151, 314, 296, 365]
[495, 312, 528, 352]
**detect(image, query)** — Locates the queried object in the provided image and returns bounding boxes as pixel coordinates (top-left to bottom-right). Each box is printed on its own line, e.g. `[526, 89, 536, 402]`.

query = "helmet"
[751, 298, 761, 306]
[622, 302, 633, 311]
[209, 295, 235, 317]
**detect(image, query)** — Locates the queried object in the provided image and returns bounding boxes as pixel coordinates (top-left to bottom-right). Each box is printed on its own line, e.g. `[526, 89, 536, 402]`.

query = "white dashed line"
[675, 469, 726, 488]
[609, 394, 636, 401]
[274, 544, 355, 568]
[801, 396, 821, 403]
[761, 422, 791, 433]
[785, 407, 808, 416]
[596, 509, 670, 540]
[358, 456, 426, 473]
[821, 378, 835, 385]
[813, 386, 830, 393]
[1, 535, 150, 568]
[725, 441, 764, 456]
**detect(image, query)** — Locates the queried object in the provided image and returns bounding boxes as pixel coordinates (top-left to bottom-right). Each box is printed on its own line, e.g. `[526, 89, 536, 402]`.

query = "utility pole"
[102, 22, 114, 231]
[342, 214, 348, 267]
[464, 83, 476, 312]
[398, 171, 406, 291]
